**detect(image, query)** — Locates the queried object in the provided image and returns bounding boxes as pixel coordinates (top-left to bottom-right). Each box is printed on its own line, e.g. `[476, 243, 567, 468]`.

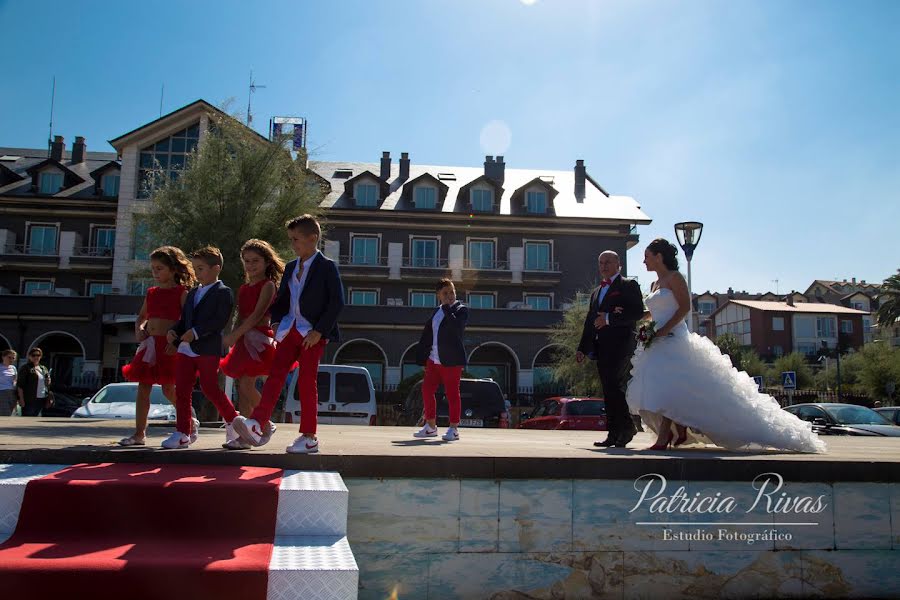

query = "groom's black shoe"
[593, 433, 619, 447]
[613, 430, 635, 448]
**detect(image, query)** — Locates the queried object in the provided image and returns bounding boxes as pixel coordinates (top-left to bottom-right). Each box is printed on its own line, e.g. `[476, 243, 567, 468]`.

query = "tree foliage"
[876, 271, 900, 329]
[547, 294, 603, 396]
[771, 352, 815, 389]
[145, 109, 323, 289]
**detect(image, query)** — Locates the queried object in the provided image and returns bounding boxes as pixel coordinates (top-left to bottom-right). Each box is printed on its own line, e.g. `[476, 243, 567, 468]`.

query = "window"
[816, 317, 836, 338]
[93, 228, 116, 255]
[132, 220, 151, 260]
[468, 293, 495, 309]
[88, 282, 113, 296]
[351, 236, 379, 265]
[27, 224, 58, 255]
[471, 188, 493, 212]
[772, 345, 784, 357]
[355, 183, 378, 207]
[840, 320, 853, 334]
[698, 301, 716, 315]
[410, 238, 438, 267]
[468, 240, 495, 269]
[138, 123, 200, 199]
[101, 174, 120, 197]
[410, 291, 437, 307]
[863, 317, 872, 333]
[798, 342, 818, 356]
[772, 317, 784, 331]
[851, 301, 864, 311]
[794, 317, 815, 338]
[414, 186, 437, 209]
[349, 289, 378, 305]
[23, 279, 53, 295]
[524, 241, 551, 270]
[525, 294, 552, 310]
[526, 190, 547, 214]
[129, 278, 151, 295]
[39, 172, 64, 194]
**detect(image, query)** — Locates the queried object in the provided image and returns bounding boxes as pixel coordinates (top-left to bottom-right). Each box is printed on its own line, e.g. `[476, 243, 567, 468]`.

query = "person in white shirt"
[1, 349, 18, 416]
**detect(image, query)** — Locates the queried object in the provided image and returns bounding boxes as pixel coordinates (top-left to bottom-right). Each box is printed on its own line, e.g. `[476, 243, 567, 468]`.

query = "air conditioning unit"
[392, 298, 404, 306]
[55, 288, 76, 296]
[386, 298, 396, 306]
[506, 301, 525, 309]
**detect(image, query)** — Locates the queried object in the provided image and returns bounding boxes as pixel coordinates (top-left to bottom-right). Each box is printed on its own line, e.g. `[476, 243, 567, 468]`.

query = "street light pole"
[674, 222, 704, 332]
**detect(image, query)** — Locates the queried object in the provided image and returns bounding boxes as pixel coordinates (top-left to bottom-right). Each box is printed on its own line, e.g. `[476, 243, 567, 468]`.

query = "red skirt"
[220, 327, 276, 378]
[121, 335, 176, 385]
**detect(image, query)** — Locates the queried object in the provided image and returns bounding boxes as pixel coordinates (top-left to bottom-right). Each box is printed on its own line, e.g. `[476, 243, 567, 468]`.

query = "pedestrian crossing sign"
[781, 371, 797, 390]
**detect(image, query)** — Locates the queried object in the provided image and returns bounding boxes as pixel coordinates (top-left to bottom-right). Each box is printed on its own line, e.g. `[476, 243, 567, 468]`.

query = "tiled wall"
[345, 478, 900, 600]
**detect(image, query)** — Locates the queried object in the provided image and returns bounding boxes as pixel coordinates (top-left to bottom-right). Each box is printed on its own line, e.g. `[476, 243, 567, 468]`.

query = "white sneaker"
[259, 421, 277, 446]
[222, 421, 250, 450]
[286, 435, 319, 454]
[413, 425, 437, 438]
[442, 427, 459, 441]
[231, 415, 263, 446]
[190, 418, 200, 444]
[161, 431, 191, 449]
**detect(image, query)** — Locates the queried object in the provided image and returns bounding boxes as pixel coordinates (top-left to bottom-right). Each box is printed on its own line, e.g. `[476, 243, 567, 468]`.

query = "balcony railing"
[523, 262, 561, 272]
[402, 257, 449, 269]
[74, 246, 114, 258]
[2, 244, 59, 257]
[463, 260, 509, 271]
[339, 255, 388, 267]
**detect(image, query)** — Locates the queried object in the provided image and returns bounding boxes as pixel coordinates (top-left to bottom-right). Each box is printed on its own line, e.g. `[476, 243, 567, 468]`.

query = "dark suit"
[578, 275, 644, 440]
[271, 253, 344, 342]
[415, 301, 469, 367]
[172, 281, 234, 356]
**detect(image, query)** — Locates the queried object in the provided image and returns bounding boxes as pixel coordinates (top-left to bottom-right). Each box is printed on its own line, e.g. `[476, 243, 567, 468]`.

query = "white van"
[282, 364, 377, 426]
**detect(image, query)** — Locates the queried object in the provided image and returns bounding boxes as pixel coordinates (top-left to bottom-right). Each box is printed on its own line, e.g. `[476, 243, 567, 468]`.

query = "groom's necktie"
[600, 279, 612, 288]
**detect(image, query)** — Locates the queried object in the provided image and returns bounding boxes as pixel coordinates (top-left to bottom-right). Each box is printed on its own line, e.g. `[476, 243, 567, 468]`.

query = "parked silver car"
[71, 383, 176, 421]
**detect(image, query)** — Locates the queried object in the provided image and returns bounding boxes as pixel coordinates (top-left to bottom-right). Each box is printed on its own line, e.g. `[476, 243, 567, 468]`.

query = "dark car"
[784, 403, 900, 437]
[518, 397, 608, 431]
[875, 407, 900, 426]
[399, 378, 506, 428]
[41, 391, 89, 418]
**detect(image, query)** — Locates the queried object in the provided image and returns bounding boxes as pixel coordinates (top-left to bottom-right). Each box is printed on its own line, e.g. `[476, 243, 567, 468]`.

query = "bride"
[625, 238, 826, 453]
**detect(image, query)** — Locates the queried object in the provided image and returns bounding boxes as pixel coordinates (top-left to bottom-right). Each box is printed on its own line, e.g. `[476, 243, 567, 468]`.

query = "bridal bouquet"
[637, 320, 658, 349]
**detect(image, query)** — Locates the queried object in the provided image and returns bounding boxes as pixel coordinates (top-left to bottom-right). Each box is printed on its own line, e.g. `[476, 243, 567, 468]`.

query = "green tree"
[875, 271, 900, 329]
[145, 109, 323, 288]
[857, 343, 900, 400]
[771, 352, 815, 389]
[547, 294, 603, 396]
[739, 350, 768, 380]
[714, 333, 746, 369]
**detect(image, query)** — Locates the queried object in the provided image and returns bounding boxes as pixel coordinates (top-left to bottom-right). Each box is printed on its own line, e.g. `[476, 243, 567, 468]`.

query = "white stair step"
[267, 535, 359, 600]
[277, 471, 348, 537]
[0, 464, 69, 543]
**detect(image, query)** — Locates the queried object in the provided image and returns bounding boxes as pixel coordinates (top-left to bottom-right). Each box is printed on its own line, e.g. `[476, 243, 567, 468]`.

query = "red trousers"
[175, 353, 237, 435]
[422, 359, 463, 424]
[253, 327, 325, 434]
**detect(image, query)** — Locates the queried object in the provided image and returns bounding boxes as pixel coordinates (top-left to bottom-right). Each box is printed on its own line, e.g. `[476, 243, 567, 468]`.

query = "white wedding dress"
[626, 288, 826, 453]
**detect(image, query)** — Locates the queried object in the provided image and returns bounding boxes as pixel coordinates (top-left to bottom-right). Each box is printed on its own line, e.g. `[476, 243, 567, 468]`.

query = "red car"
[518, 397, 607, 430]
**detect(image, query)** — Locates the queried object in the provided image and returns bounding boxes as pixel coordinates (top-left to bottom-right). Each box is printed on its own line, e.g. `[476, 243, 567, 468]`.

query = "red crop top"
[145, 285, 186, 320]
[237, 279, 273, 320]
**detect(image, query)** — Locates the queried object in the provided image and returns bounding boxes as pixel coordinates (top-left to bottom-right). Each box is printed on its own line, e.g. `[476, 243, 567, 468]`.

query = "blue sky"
[1, 0, 897, 295]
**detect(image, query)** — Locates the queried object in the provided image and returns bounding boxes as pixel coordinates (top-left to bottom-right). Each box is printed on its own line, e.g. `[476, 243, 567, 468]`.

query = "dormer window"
[39, 172, 64, 195]
[355, 183, 378, 207]
[471, 188, 493, 212]
[102, 174, 121, 197]
[526, 190, 547, 214]
[414, 186, 437, 209]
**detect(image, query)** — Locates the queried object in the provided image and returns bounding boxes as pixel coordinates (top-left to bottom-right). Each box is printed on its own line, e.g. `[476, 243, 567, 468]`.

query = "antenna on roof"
[47, 76, 56, 158]
[159, 83, 165, 118]
[772, 279, 779, 295]
[246, 69, 266, 127]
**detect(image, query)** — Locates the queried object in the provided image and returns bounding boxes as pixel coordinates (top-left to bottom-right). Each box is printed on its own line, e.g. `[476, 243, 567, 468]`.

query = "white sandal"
[117, 435, 146, 447]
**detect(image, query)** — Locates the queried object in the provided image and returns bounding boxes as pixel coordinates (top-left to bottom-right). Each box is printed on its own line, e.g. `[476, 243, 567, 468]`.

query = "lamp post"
[674, 221, 704, 332]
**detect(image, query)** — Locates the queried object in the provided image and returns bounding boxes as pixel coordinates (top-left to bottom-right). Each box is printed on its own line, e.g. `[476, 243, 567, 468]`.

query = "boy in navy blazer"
[233, 214, 344, 454]
[413, 278, 469, 441]
[164, 246, 238, 449]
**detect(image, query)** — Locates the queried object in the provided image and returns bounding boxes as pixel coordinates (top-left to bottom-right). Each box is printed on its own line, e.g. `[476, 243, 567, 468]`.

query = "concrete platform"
[1, 417, 898, 481]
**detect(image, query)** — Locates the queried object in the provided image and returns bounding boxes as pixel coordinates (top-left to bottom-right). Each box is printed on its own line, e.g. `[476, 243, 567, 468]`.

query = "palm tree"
[875, 271, 900, 329]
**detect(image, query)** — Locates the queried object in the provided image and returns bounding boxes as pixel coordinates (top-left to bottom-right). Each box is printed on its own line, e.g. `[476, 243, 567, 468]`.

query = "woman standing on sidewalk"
[16, 348, 52, 417]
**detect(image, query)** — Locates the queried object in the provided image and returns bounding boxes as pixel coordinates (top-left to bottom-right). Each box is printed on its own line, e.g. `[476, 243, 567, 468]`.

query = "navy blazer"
[270, 253, 344, 342]
[172, 281, 234, 356]
[416, 301, 469, 367]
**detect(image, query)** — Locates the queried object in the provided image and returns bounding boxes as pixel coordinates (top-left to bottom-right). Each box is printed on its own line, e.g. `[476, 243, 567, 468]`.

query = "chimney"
[379, 151, 391, 181]
[574, 159, 586, 202]
[851, 277, 856, 284]
[72, 136, 87, 164]
[50, 135, 65, 162]
[399, 152, 410, 181]
[484, 155, 505, 184]
[727, 287, 734, 299]
[786, 293, 795, 307]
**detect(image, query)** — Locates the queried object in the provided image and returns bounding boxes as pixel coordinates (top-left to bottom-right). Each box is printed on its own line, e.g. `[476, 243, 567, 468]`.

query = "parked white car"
[282, 364, 377, 426]
[71, 382, 176, 421]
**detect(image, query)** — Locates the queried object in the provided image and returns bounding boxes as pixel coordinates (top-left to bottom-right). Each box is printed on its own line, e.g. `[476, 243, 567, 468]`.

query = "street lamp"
[674, 221, 704, 332]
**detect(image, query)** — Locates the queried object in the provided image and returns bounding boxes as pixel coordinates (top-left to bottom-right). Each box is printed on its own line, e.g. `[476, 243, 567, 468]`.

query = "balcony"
[69, 246, 114, 270]
[463, 259, 509, 271]
[522, 261, 562, 286]
[337, 255, 389, 280]
[1, 244, 59, 267]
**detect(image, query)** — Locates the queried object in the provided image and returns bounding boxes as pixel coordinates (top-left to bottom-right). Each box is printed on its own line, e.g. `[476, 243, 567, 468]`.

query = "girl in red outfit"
[220, 239, 284, 442]
[119, 246, 195, 446]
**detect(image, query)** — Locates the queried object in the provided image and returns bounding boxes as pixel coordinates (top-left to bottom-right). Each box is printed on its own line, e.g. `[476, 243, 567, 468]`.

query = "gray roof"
[0, 146, 120, 199]
[308, 160, 651, 222]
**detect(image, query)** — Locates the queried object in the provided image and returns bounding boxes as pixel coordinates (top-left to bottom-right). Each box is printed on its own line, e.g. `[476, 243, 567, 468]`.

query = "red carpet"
[0, 463, 283, 600]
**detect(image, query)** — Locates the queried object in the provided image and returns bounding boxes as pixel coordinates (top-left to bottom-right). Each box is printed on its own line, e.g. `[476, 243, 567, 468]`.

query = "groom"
[576, 251, 644, 448]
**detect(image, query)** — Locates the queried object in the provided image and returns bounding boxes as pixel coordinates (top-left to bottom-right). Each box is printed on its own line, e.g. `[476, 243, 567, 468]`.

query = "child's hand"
[181, 329, 196, 344]
[164, 343, 177, 355]
[136, 326, 148, 342]
[166, 331, 178, 344]
[223, 333, 237, 348]
[302, 330, 322, 349]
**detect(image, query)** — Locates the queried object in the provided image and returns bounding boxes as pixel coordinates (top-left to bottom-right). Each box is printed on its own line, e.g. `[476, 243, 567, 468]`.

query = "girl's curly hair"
[149, 246, 196, 287]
